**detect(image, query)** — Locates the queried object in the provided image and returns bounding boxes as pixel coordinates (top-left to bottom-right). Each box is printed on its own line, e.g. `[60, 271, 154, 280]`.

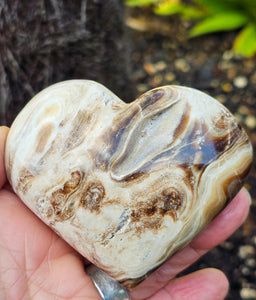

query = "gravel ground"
[126, 8, 256, 300]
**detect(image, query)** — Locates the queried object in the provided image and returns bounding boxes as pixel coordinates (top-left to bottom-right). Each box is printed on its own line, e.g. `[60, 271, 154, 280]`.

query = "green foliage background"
[126, 0, 256, 57]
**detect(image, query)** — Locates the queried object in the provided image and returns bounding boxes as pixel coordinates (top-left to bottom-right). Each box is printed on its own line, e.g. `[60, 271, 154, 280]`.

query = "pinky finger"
[148, 268, 229, 300]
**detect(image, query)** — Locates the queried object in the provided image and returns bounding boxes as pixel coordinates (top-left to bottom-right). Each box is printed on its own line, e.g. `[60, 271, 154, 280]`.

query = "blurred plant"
[126, 0, 256, 57]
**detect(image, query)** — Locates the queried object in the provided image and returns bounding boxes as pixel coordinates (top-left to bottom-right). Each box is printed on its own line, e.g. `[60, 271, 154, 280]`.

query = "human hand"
[0, 126, 251, 300]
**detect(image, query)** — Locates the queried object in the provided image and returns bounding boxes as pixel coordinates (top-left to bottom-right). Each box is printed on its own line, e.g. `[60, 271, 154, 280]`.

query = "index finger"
[0, 126, 9, 188]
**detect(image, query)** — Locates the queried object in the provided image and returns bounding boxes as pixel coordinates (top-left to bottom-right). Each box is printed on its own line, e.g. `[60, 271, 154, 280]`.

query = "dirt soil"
[126, 8, 256, 300]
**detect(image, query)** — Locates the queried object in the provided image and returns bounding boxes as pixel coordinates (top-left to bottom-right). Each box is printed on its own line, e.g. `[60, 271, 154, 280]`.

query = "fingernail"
[242, 187, 252, 205]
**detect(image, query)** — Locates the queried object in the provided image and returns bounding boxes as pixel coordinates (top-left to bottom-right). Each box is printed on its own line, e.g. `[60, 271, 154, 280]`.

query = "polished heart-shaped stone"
[5, 80, 253, 288]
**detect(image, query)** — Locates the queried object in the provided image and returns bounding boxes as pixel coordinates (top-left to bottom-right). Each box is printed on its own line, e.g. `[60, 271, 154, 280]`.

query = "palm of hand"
[0, 127, 251, 300]
[0, 188, 101, 299]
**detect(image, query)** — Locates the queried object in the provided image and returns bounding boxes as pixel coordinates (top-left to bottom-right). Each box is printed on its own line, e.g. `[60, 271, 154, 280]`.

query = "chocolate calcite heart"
[5, 80, 253, 288]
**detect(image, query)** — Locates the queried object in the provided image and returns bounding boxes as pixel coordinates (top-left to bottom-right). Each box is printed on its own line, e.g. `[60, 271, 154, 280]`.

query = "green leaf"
[233, 23, 256, 57]
[180, 6, 206, 19]
[154, 2, 187, 15]
[189, 11, 249, 37]
[125, 0, 159, 6]
[193, 0, 239, 14]
[241, 0, 256, 19]
[154, 2, 204, 19]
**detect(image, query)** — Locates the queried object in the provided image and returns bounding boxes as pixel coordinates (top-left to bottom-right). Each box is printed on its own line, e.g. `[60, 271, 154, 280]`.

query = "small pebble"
[220, 241, 234, 250]
[133, 69, 147, 81]
[239, 245, 255, 259]
[143, 62, 156, 75]
[232, 95, 241, 103]
[240, 287, 256, 299]
[154, 61, 167, 71]
[136, 84, 148, 93]
[250, 71, 256, 84]
[218, 60, 234, 71]
[221, 82, 233, 93]
[245, 258, 256, 268]
[174, 58, 191, 72]
[245, 115, 256, 129]
[165, 72, 176, 82]
[234, 113, 243, 124]
[210, 79, 220, 88]
[222, 50, 234, 60]
[151, 74, 163, 86]
[241, 266, 250, 276]
[244, 59, 255, 72]
[238, 105, 251, 115]
[231, 95, 241, 103]
[215, 94, 227, 104]
[233, 76, 248, 89]
[246, 96, 255, 105]
[227, 68, 237, 80]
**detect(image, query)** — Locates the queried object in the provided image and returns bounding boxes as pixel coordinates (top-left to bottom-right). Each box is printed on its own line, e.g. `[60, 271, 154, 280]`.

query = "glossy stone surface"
[5, 80, 253, 288]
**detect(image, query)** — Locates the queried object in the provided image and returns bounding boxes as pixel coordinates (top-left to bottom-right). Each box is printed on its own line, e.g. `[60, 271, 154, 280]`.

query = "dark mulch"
[126, 8, 256, 300]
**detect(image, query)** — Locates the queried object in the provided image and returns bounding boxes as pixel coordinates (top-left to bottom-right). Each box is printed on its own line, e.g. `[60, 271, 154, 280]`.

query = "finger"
[131, 189, 251, 299]
[190, 188, 251, 249]
[0, 126, 9, 189]
[148, 268, 229, 300]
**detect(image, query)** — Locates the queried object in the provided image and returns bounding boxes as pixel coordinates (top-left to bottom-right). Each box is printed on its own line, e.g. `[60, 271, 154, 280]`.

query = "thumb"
[0, 126, 10, 189]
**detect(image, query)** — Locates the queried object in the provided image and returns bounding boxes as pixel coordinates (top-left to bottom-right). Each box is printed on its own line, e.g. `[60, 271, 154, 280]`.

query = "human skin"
[0, 126, 251, 300]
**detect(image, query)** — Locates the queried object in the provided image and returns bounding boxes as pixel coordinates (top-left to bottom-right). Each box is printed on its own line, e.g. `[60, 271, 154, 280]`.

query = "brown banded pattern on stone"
[5, 80, 253, 288]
